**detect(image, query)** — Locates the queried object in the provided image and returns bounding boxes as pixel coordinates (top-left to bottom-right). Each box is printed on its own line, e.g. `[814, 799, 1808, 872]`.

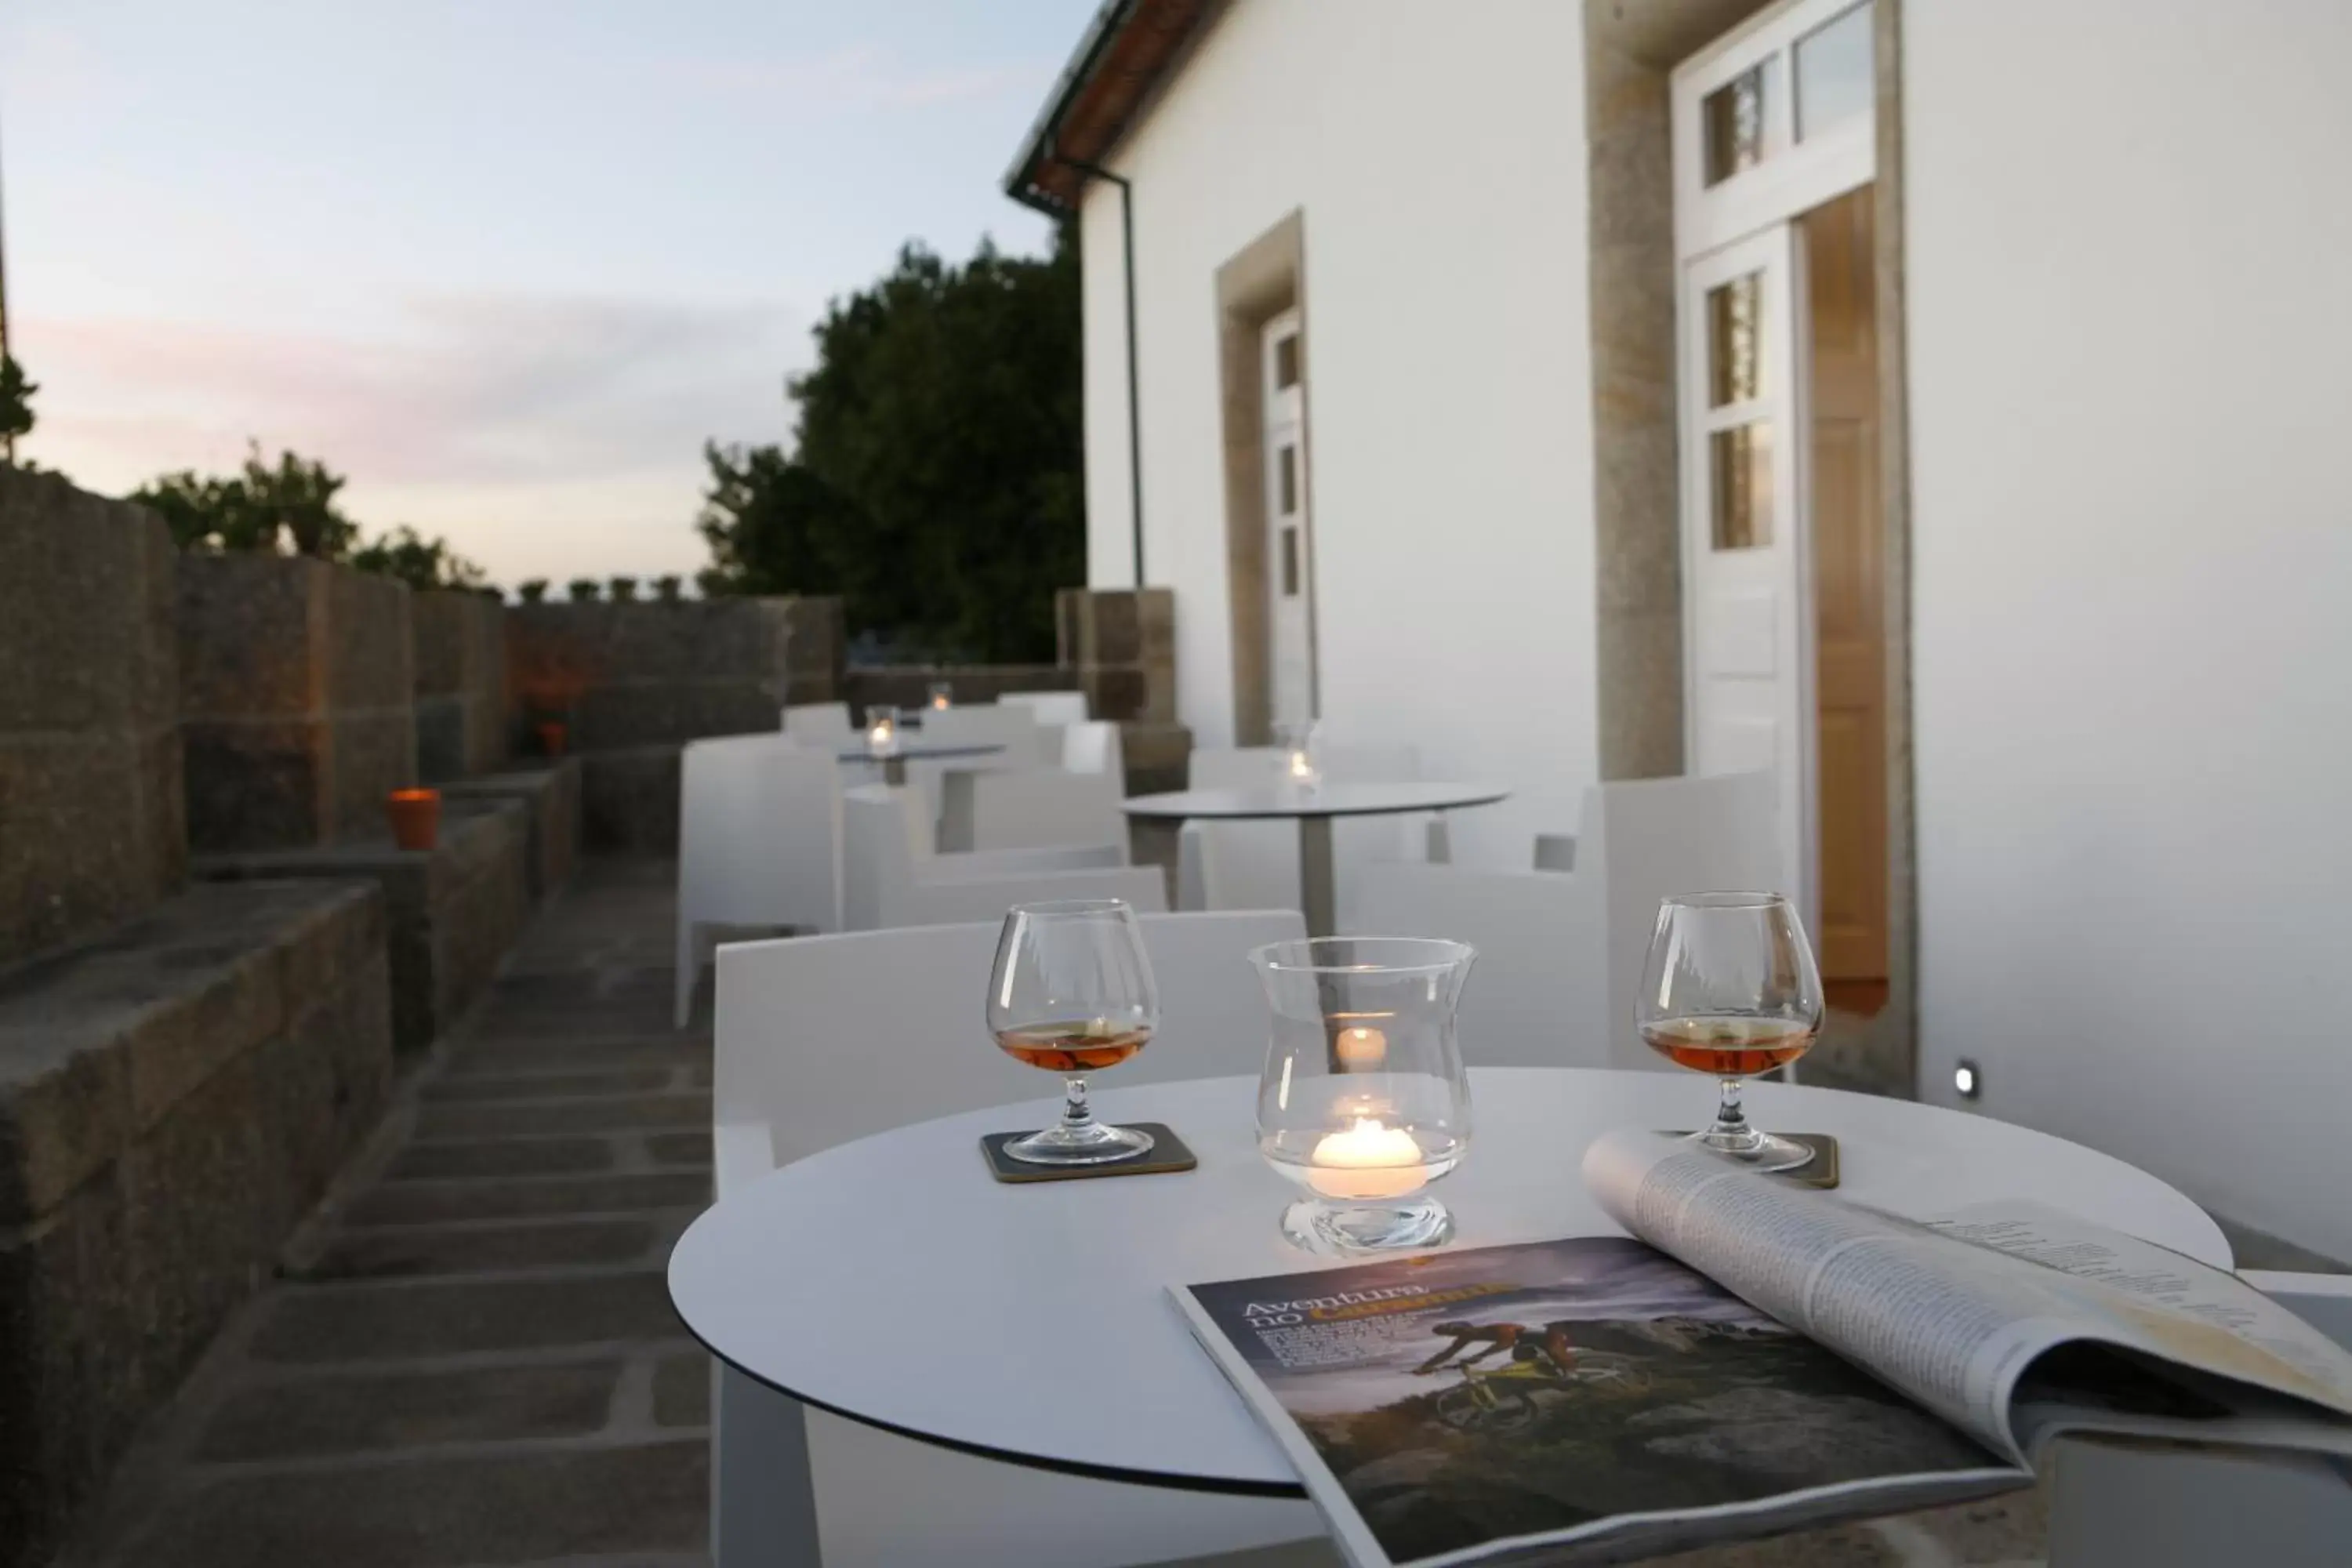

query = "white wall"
[1079, 1, 1599, 851]
[1907, 0, 2352, 1257]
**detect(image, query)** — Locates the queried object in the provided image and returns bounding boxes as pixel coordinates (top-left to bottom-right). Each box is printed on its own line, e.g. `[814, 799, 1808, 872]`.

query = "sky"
[0, 0, 1098, 586]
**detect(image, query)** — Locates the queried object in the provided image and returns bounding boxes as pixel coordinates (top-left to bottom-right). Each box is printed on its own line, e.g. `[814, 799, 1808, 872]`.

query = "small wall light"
[1953, 1058, 1982, 1101]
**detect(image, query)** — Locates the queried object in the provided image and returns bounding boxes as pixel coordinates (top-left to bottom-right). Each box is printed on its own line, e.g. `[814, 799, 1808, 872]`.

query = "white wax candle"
[1306, 1117, 1426, 1200]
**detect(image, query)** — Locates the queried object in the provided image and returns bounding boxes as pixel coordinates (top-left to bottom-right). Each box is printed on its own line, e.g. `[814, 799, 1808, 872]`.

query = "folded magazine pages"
[1171, 1132, 2352, 1568]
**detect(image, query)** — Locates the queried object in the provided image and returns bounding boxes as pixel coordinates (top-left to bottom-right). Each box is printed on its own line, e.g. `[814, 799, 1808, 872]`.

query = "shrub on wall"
[517, 579, 550, 603]
[567, 578, 602, 602]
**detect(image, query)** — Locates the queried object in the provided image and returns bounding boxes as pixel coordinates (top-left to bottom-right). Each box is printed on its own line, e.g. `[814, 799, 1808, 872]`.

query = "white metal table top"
[1120, 781, 1509, 820]
[667, 1066, 2227, 1497]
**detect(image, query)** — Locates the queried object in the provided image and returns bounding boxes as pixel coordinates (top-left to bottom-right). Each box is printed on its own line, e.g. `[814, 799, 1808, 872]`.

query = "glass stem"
[1060, 1075, 1094, 1130]
[1713, 1077, 1748, 1137]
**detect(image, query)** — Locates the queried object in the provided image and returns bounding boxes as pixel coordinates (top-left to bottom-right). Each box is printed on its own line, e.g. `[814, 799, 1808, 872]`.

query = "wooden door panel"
[1804, 187, 1887, 981]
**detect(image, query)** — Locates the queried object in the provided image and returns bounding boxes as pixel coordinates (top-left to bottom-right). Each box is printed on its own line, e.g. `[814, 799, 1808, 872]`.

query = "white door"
[1679, 226, 1811, 919]
[1671, 0, 1878, 931]
[1262, 311, 1313, 725]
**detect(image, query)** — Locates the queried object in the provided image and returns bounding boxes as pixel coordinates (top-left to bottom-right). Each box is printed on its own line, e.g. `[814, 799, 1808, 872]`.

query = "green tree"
[347, 525, 488, 591]
[1, 354, 36, 450]
[697, 231, 1083, 662]
[131, 442, 358, 557]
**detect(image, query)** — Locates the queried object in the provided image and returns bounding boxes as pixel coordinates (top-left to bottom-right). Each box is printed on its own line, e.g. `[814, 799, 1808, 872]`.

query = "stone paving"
[63, 860, 714, 1568]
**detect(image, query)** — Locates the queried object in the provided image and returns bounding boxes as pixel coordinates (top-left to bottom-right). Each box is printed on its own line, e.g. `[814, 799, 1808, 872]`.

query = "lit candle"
[931, 693, 950, 710]
[1306, 1117, 1426, 1200]
[866, 716, 896, 755]
[1334, 1025, 1387, 1068]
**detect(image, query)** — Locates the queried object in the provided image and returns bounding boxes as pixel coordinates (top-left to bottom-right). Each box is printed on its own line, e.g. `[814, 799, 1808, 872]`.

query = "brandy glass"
[1254, 937, 1475, 1253]
[988, 899, 1160, 1165]
[1637, 892, 1824, 1173]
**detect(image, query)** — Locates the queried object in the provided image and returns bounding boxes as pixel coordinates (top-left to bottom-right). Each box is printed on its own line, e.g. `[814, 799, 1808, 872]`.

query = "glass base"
[1279, 1196, 1454, 1255]
[1003, 1120, 1154, 1167]
[1688, 1126, 1815, 1174]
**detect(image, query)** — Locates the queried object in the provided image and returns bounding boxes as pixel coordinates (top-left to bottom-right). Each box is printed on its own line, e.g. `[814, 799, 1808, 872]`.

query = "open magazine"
[1171, 1131, 2352, 1567]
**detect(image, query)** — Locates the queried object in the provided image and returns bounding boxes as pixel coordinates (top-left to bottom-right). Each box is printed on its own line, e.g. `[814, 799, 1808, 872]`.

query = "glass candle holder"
[1253, 937, 1475, 1254]
[927, 681, 953, 711]
[865, 705, 902, 757]
[1275, 718, 1321, 791]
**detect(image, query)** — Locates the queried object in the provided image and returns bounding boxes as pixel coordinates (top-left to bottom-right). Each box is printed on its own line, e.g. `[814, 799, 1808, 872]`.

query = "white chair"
[1349, 771, 1780, 1071]
[673, 734, 843, 1028]
[2047, 1270, 2352, 1566]
[711, 912, 1321, 1568]
[781, 701, 855, 744]
[939, 722, 1131, 855]
[841, 783, 1165, 930]
[1000, 689, 1090, 727]
[905, 705, 1051, 824]
[1062, 718, 1126, 782]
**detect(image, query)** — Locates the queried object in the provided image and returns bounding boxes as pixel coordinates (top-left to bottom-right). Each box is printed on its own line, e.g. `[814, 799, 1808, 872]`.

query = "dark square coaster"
[979, 1123, 1198, 1184]
[1663, 1131, 1841, 1189]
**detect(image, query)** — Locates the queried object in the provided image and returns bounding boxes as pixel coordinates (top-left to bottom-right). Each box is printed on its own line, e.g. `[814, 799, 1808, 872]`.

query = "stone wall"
[507, 597, 841, 852]
[198, 800, 530, 1053]
[0, 470, 187, 966]
[0, 880, 392, 1566]
[441, 760, 583, 901]
[412, 590, 507, 783]
[179, 557, 419, 851]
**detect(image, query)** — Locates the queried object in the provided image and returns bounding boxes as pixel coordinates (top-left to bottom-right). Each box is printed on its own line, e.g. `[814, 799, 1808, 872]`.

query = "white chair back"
[673, 734, 841, 1026]
[844, 784, 1164, 931]
[942, 770, 1125, 855]
[1352, 771, 1781, 1072]
[781, 701, 854, 743]
[1062, 720, 1126, 782]
[922, 705, 1044, 754]
[716, 909, 1305, 1180]
[1000, 690, 1089, 727]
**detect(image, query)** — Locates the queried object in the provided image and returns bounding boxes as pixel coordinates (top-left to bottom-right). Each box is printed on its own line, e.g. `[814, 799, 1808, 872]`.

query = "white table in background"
[668, 1065, 2227, 1500]
[834, 740, 1003, 787]
[1121, 780, 1508, 936]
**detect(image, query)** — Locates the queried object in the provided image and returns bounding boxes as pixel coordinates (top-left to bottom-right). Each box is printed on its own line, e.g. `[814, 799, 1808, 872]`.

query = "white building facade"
[1007, 0, 2352, 1261]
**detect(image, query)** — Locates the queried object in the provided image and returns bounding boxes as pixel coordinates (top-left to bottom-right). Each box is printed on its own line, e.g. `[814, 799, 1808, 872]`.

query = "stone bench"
[197, 800, 529, 1051]
[441, 760, 583, 901]
[0, 880, 391, 1563]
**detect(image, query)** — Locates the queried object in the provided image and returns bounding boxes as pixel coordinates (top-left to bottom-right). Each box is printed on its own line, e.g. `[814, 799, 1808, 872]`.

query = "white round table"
[668, 1067, 2226, 1498]
[1122, 782, 1509, 935]
[834, 740, 1004, 786]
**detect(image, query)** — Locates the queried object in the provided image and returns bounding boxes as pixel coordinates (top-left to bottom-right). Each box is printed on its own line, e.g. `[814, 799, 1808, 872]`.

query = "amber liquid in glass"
[995, 1022, 1151, 1073]
[1642, 1015, 1815, 1077]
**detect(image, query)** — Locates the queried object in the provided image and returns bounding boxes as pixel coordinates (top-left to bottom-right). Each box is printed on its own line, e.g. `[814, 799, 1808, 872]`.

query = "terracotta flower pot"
[387, 789, 441, 851]
[536, 720, 568, 758]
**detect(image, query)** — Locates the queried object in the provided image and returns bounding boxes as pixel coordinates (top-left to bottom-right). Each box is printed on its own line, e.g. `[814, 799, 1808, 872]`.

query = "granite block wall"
[179, 556, 419, 851]
[0, 880, 392, 1566]
[412, 590, 508, 783]
[0, 470, 187, 966]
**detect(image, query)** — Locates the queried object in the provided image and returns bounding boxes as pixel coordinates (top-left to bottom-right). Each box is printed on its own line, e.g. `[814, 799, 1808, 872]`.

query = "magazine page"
[1172, 1237, 2024, 1568]
[1582, 1129, 2088, 1456]
[1921, 1202, 2352, 1410]
[1583, 1131, 2352, 1464]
